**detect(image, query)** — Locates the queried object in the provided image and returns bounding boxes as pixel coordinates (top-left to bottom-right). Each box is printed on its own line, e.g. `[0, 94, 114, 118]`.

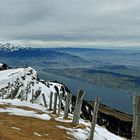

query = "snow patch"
[56, 124, 125, 140]
[0, 99, 48, 113]
[45, 134, 49, 136]
[0, 107, 51, 121]
[11, 127, 21, 131]
[55, 117, 72, 123]
[34, 132, 41, 137]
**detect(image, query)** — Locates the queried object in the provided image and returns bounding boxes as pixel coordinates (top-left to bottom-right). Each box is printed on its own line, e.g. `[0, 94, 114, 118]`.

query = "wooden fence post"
[49, 92, 53, 111]
[63, 92, 71, 119]
[131, 96, 140, 140]
[2, 92, 4, 99]
[53, 92, 58, 114]
[31, 89, 34, 103]
[72, 90, 85, 125]
[42, 93, 47, 108]
[25, 90, 28, 101]
[89, 97, 100, 140]
[11, 90, 13, 99]
[58, 93, 63, 116]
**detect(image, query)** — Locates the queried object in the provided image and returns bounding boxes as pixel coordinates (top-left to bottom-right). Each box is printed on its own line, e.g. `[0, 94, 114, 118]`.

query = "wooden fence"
[47, 89, 100, 140]
[4, 87, 138, 140]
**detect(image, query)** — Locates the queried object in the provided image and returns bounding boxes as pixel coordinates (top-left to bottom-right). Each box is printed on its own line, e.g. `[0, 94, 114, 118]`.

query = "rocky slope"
[0, 64, 68, 107]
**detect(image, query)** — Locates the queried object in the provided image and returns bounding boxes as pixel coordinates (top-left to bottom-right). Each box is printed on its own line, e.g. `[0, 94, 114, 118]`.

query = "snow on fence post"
[42, 93, 47, 108]
[31, 89, 34, 104]
[58, 92, 63, 116]
[49, 92, 53, 111]
[53, 92, 58, 114]
[89, 96, 100, 140]
[72, 90, 85, 125]
[63, 92, 71, 119]
[131, 96, 140, 140]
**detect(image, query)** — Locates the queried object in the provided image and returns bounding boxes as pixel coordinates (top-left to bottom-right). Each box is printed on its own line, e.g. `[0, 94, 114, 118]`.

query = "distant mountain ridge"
[0, 43, 87, 69]
[0, 43, 27, 52]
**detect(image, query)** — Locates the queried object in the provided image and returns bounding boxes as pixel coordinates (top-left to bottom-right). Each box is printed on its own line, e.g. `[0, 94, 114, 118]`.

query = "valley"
[0, 44, 140, 114]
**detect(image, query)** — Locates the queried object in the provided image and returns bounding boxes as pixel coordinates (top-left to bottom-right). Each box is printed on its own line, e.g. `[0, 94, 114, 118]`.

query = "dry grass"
[0, 104, 75, 140]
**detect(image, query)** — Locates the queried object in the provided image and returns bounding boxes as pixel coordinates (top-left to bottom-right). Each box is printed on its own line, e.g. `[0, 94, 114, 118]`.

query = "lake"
[39, 71, 132, 114]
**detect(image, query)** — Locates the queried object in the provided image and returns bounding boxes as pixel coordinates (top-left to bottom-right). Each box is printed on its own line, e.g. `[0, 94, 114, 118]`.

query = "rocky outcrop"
[0, 63, 11, 71]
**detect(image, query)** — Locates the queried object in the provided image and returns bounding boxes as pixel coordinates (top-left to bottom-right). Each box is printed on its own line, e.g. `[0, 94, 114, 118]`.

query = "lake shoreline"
[39, 71, 132, 114]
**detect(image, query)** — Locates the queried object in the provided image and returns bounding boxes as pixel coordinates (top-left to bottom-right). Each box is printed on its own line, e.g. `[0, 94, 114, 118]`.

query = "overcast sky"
[0, 0, 140, 48]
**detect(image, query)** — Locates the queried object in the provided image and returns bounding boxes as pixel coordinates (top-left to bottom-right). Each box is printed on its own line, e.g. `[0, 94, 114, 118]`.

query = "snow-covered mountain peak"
[0, 66, 67, 106]
[0, 43, 26, 52]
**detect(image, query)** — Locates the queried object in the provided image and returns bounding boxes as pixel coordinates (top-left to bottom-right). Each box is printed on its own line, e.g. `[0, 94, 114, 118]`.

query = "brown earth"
[0, 104, 76, 140]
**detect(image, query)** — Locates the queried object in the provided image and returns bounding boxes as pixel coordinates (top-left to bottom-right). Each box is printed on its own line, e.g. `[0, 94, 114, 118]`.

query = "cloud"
[0, 0, 140, 47]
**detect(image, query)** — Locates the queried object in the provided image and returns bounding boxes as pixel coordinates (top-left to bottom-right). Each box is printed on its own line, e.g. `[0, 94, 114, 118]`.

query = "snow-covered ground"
[0, 66, 127, 140]
[0, 99, 51, 121]
[0, 98, 126, 140]
[55, 116, 126, 140]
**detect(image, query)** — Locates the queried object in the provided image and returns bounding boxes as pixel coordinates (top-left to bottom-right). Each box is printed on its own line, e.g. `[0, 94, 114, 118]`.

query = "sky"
[0, 0, 140, 48]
